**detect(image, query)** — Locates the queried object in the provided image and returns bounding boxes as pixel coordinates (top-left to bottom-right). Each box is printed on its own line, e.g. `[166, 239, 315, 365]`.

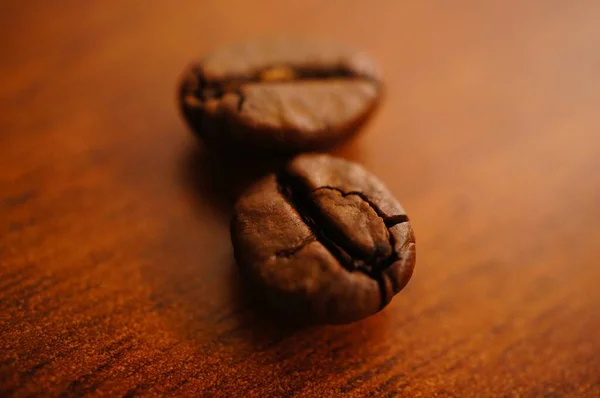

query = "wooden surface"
[1, 1, 600, 396]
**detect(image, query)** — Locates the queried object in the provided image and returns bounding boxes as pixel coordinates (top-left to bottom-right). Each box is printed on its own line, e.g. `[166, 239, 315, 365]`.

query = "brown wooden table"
[2, 1, 599, 396]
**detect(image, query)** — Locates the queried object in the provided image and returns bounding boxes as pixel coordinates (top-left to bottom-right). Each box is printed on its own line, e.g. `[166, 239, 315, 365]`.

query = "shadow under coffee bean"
[180, 145, 288, 218]
[231, 154, 416, 324]
[179, 37, 382, 155]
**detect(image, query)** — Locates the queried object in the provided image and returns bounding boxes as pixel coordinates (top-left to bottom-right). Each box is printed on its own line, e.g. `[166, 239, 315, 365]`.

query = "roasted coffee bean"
[180, 37, 382, 155]
[231, 154, 416, 324]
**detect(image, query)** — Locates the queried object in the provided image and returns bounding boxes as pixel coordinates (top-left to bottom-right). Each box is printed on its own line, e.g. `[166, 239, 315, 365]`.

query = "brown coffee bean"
[180, 37, 382, 155]
[231, 154, 416, 324]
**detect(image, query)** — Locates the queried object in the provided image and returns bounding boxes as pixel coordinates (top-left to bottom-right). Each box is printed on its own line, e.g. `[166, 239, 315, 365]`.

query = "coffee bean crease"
[276, 173, 402, 282]
[312, 186, 409, 227]
[189, 65, 379, 109]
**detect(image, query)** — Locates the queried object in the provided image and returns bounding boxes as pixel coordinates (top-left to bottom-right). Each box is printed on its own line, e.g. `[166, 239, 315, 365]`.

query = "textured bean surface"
[2, 1, 600, 397]
[232, 154, 415, 324]
[180, 37, 381, 154]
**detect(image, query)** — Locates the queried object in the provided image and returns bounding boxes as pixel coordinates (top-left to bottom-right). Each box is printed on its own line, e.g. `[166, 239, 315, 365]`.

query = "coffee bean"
[231, 154, 416, 324]
[180, 37, 382, 155]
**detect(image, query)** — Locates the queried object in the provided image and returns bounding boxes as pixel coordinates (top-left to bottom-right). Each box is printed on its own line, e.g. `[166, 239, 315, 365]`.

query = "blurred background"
[1, 1, 599, 396]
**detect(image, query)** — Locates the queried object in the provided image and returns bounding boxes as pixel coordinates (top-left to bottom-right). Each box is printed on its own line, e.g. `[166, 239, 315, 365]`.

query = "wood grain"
[1, 1, 599, 396]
